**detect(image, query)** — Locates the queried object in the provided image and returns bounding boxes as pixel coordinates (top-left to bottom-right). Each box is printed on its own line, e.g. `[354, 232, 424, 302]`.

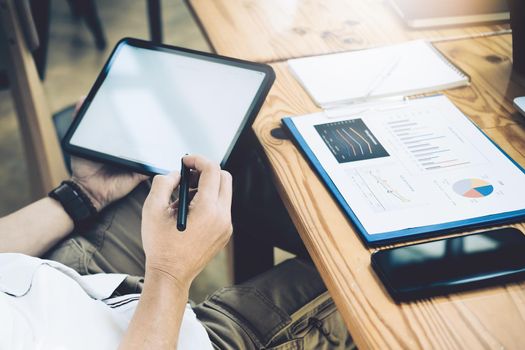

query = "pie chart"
[453, 178, 494, 198]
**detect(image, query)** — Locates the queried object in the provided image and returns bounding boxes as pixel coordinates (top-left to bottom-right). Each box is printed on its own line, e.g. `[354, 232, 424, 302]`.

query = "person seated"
[0, 150, 353, 348]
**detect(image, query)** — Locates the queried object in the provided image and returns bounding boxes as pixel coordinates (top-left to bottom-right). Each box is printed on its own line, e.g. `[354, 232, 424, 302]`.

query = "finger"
[131, 173, 149, 187]
[218, 170, 233, 210]
[134, 173, 150, 183]
[183, 155, 221, 200]
[147, 172, 180, 208]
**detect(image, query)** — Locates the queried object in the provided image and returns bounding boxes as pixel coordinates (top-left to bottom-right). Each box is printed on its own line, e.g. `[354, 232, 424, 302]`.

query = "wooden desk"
[187, 0, 509, 62]
[188, 1, 525, 346]
[253, 34, 525, 348]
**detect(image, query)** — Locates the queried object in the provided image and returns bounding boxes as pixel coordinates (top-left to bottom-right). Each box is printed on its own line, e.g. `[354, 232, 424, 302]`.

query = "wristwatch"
[48, 181, 98, 228]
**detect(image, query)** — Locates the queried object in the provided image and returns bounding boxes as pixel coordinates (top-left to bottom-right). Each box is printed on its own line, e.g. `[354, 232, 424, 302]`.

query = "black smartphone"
[371, 227, 525, 302]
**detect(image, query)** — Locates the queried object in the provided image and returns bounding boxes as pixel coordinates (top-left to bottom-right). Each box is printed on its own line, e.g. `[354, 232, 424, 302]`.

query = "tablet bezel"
[62, 38, 275, 175]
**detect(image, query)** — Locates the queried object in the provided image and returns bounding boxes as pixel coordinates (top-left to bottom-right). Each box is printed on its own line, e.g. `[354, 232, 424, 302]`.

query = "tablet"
[62, 38, 275, 174]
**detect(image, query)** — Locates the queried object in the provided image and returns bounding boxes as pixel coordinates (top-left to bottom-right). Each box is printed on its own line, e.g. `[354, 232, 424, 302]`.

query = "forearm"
[120, 268, 190, 349]
[0, 198, 73, 256]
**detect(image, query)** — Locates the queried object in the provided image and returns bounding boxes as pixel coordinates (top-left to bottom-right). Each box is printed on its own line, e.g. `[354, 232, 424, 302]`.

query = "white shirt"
[0, 253, 213, 350]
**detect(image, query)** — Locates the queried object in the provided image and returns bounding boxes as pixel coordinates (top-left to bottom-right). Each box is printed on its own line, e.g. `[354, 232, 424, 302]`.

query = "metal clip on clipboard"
[322, 96, 410, 119]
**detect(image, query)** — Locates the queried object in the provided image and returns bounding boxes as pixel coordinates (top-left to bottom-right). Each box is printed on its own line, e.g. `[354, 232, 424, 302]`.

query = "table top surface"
[188, 1, 525, 348]
[188, 0, 509, 62]
[252, 34, 525, 349]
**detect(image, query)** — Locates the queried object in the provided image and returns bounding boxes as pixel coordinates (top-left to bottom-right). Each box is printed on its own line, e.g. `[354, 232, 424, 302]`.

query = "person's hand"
[141, 155, 233, 288]
[69, 98, 148, 211]
[71, 158, 148, 211]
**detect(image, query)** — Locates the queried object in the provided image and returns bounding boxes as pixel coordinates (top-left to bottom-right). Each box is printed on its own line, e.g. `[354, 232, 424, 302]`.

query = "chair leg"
[30, 0, 51, 80]
[65, 0, 82, 18]
[147, 0, 162, 43]
[76, 0, 106, 50]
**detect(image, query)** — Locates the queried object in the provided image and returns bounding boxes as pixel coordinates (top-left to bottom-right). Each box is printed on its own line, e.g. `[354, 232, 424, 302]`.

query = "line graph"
[315, 119, 389, 163]
[369, 172, 410, 203]
[346, 167, 422, 212]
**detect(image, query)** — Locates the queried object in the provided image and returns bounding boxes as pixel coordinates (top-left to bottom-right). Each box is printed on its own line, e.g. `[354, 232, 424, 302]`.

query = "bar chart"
[387, 116, 476, 172]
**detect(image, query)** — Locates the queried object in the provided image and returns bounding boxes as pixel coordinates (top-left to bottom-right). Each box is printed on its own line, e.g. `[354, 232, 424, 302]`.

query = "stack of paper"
[288, 40, 469, 108]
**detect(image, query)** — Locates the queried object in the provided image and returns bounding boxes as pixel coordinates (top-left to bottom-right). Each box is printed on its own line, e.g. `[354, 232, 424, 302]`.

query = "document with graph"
[282, 95, 525, 245]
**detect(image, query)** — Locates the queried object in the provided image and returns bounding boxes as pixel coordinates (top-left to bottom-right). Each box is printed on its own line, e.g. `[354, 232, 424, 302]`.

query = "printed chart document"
[282, 95, 525, 244]
[288, 40, 469, 108]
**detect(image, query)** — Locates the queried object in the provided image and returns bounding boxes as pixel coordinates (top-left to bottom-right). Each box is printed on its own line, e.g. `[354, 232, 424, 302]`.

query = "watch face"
[49, 182, 97, 224]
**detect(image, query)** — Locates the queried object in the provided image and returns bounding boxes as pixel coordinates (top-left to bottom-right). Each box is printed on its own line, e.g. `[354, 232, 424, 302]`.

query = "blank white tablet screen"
[69, 43, 266, 172]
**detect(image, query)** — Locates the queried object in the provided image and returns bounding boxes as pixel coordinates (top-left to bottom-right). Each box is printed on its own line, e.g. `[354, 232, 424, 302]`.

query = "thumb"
[134, 173, 150, 183]
[147, 172, 180, 208]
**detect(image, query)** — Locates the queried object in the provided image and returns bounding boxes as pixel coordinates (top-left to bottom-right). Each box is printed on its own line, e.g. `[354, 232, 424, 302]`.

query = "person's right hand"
[141, 155, 233, 289]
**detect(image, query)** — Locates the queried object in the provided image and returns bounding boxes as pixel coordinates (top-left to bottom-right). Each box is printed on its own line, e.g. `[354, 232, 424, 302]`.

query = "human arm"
[0, 161, 147, 256]
[119, 155, 233, 349]
[0, 99, 147, 256]
[0, 197, 74, 257]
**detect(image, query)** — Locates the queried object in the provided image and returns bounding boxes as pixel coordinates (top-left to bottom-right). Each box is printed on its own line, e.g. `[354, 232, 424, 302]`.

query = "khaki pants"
[45, 182, 354, 349]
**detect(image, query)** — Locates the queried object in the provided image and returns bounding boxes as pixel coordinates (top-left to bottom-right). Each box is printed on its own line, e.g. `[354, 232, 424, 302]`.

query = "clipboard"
[282, 95, 525, 245]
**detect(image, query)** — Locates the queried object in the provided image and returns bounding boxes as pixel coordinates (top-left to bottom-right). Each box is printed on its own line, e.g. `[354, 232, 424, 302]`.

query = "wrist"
[70, 178, 105, 211]
[145, 265, 192, 292]
[48, 181, 98, 229]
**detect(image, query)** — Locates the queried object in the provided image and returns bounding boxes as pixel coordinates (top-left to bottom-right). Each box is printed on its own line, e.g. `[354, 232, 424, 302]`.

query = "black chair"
[11, 0, 164, 169]
[14, 0, 163, 81]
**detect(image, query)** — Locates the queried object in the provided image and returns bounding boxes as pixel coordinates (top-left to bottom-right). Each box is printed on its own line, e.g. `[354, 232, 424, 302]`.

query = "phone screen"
[371, 228, 525, 301]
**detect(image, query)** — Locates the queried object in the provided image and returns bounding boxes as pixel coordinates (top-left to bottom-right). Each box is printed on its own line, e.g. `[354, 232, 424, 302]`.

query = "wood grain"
[252, 34, 525, 349]
[188, 0, 509, 62]
[435, 35, 523, 129]
[0, 0, 68, 198]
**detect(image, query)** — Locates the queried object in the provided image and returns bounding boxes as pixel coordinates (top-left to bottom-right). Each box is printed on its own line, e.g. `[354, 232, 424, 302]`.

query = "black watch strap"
[49, 181, 98, 228]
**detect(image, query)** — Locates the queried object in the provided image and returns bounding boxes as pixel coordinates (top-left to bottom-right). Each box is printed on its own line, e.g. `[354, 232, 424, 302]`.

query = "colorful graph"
[453, 178, 494, 198]
[315, 119, 389, 163]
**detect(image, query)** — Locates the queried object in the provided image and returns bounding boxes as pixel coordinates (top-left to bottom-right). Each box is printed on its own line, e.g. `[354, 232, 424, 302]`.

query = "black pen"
[177, 158, 190, 231]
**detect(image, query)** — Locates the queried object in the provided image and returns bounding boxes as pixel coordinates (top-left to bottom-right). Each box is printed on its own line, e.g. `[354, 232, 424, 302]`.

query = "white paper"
[288, 40, 468, 107]
[289, 95, 525, 235]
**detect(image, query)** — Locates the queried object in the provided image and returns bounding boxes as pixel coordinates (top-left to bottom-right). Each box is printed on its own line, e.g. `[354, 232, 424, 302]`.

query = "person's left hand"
[69, 98, 148, 211]
[71, 158, 148, 211]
